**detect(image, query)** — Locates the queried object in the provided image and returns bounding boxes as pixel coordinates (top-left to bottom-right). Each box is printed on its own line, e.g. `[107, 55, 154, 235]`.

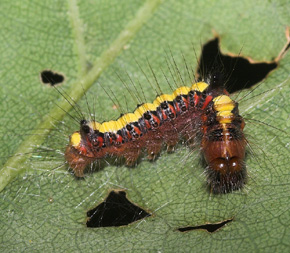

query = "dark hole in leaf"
[86, 190, 151, 228]
[197, 38, 277, 93]
[40, 70, 64, 86]
[177, 219, 233, 233]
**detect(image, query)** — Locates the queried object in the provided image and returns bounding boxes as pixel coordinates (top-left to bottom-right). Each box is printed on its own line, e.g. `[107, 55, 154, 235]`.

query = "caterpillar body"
[65, 75, 247, 194]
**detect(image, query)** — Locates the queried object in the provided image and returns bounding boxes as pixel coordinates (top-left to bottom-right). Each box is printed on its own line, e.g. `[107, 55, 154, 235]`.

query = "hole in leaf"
[197, 38, 277, 93]
[86, 190, 151, 228]
[40, 70, 64, 86]
[178, 219, 233, 233]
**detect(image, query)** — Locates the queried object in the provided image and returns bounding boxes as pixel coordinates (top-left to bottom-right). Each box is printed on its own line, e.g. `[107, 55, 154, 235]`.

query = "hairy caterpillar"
[65, 72, 247, 194]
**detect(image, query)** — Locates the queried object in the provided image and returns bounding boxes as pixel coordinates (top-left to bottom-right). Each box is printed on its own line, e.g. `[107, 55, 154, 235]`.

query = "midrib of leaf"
[0, 0, 162, 192]
[67, 0, 87, 76]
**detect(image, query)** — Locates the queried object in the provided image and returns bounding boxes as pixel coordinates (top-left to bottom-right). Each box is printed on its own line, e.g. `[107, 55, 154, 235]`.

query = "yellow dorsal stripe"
[135, 103, 157, 116]
[218, 117, 233, 124]
[72, 82, 211, 139]
[99, 120, 120, 133]
[216, 111, 233, 118]
[213, 95, 235, 112]
[173, 86, 191, 98]
[153, 94, 174, 107]
[191, 82, 209, 92]
[70, 132, 81, 147]
[216, 111, 234, 123]
[117, 113, 139, 128]
[88, 121, 101, 130]
[213, 95, 235, 124]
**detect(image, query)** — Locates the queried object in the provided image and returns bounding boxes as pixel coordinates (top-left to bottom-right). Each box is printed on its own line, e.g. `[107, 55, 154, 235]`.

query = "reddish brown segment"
[65, 145, 95, 177]
[201, 122, 247, 193]
[65, 82, 248, 193]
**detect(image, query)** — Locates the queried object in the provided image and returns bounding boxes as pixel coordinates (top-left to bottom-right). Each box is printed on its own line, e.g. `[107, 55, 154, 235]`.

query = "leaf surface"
[0, 0, 289, 251]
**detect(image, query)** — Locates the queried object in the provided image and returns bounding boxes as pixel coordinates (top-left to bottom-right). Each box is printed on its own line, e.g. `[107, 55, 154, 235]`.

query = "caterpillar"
[65, 73, 247, 194]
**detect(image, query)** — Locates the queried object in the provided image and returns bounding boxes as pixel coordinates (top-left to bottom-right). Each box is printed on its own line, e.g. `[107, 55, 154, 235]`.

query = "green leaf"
[0, 0, 289, 252]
